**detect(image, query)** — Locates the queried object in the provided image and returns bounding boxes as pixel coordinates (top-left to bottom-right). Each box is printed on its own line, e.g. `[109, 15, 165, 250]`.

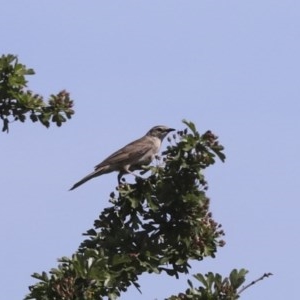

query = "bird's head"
[146, 125, 175, 140]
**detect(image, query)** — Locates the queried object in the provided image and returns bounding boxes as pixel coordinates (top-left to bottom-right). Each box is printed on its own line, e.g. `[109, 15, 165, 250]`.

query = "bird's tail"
[69, 170, 100, 191]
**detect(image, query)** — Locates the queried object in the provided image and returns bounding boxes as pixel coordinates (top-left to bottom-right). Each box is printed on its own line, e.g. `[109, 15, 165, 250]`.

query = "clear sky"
[1, 1, 299, 299]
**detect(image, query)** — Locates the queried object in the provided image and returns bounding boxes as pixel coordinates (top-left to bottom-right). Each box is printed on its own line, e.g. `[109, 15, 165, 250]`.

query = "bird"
[69, 125, 175, 190]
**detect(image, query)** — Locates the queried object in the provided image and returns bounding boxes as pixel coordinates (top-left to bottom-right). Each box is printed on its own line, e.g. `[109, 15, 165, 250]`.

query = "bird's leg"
[118, 165, 144, 184]
[117, 171, 125, 184]
[118, 166, 139, 184]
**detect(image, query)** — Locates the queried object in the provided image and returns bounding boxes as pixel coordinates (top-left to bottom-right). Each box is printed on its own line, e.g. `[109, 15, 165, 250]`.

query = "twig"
[238, 272, 273, 295]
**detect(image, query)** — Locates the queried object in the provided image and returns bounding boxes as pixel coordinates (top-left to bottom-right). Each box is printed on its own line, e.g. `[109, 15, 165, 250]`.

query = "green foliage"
[168, 269, 248, 300]
[26, 121, 245, 300]
[0, 54, 74, 132]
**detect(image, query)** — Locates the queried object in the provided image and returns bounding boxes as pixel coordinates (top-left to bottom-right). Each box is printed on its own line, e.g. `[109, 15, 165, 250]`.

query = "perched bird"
[69, 125, 175, 190]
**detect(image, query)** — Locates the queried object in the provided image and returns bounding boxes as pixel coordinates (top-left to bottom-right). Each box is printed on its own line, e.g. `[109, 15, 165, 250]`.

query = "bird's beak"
[167, 128, 176, 132]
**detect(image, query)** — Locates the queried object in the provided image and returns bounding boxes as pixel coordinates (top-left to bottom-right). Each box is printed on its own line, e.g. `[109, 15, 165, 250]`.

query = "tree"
[0, 54, 74, 133]
[0, 55, 270, 297]
[24, 120, 271, 300]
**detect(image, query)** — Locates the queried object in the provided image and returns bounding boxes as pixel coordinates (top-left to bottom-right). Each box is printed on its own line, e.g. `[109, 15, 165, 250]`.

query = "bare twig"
[238, 272, 273, 295]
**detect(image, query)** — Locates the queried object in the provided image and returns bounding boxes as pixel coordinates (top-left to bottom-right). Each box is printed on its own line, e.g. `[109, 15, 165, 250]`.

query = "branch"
[238, 272, 273, 295]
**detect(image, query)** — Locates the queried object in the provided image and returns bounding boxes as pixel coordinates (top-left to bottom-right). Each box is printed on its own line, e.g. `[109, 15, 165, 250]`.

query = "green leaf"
[229, 268, 248, 289]
[193, 273, 209, 288]
[182, 119, 197, 135]
[187, 279, 194, 289]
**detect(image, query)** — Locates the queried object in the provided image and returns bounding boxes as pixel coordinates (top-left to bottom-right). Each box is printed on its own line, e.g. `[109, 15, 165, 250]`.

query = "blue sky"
[1, 1, 299, 299]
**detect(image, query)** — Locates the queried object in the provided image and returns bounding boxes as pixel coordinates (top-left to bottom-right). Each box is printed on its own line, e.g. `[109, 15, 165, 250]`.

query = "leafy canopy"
[24, 121, 252, 300]
[0, 54, 74, 132]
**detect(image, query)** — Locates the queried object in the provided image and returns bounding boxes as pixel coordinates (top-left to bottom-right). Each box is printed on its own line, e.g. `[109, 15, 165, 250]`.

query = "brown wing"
[94, 136, 153, 170]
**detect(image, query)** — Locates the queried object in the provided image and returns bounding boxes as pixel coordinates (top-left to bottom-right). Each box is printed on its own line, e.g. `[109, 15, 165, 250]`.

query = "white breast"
[138, 136, 162, 165]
